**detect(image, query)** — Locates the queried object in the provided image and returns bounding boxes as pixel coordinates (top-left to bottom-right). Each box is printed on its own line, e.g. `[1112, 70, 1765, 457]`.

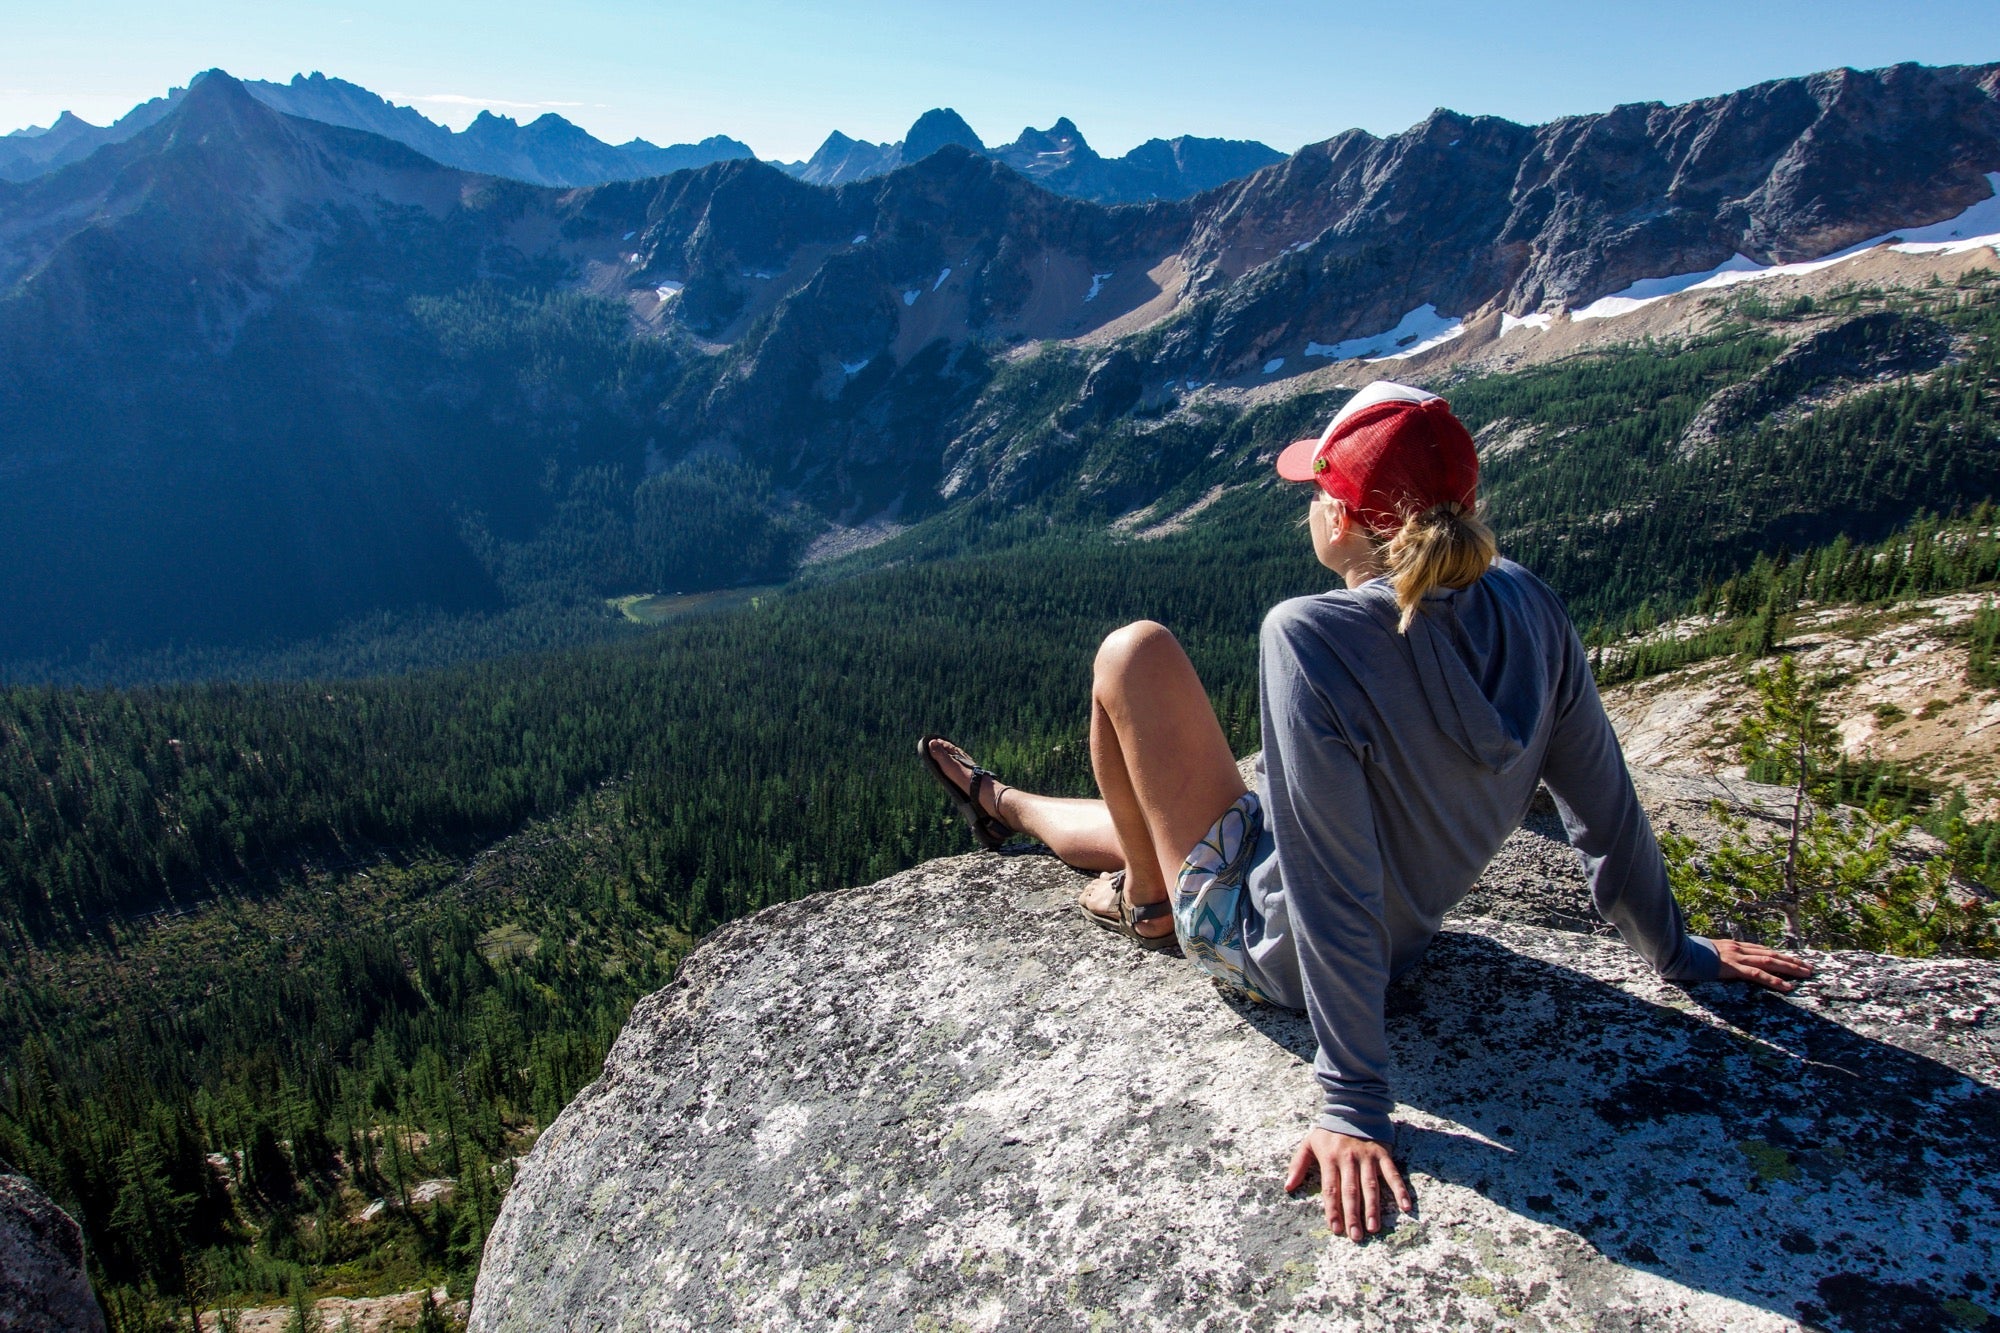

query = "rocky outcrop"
[1059, 348, 1145, 430]
[473, 782, 1999, 1332]
[1675, 310, 1956, 456]
[1, 1169, 106, 1333]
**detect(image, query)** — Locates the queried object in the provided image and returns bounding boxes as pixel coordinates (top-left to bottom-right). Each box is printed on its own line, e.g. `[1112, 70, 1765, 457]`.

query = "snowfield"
[1305, 304, 1466, 362]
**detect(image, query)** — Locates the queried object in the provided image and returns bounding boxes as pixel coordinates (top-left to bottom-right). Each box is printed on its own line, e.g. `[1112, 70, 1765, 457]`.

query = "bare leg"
[1077, 621, 1247, 935]
[927, 621, 1245, 940]
[923, 745, 1124, 870]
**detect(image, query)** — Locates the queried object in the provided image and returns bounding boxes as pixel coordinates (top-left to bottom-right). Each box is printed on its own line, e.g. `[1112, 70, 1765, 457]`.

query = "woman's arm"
[1261, 605, 1397, 1140]
[1539, 627, 1722, 981]
[1261, 605, 1414, 1239]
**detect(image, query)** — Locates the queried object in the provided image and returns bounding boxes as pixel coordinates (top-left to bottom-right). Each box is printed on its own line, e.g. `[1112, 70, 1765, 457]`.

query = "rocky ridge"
[471, 770, 2000, 1332]
[779, 109, 1286, 203]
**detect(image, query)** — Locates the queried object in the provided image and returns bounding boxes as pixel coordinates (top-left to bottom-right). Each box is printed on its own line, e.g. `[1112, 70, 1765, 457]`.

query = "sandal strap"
[968, 770, 1014, 834]
[1110, 871, 1172, 925]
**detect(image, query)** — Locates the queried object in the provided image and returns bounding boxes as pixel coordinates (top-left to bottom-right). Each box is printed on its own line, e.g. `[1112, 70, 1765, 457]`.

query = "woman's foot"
[920, 737, 1017, 850]
[1078, 870, 1177, 944]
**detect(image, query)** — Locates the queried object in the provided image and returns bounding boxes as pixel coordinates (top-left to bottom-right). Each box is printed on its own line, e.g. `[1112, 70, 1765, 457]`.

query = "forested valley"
[8, 274, 2000, 1327]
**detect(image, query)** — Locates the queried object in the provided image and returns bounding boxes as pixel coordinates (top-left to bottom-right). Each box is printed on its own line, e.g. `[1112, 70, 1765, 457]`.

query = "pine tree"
[1662, 656, 1999, 954]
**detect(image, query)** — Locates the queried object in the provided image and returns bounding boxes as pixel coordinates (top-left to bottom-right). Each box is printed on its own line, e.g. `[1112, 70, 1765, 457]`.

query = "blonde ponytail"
[1383, 500, 1496, 633]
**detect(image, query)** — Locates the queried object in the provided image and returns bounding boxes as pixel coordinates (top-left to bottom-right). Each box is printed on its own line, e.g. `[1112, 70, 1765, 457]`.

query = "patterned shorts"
[1172, 790, 1274, 1004]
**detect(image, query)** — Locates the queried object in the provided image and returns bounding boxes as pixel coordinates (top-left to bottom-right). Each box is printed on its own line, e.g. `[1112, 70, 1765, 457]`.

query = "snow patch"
[1572, 172, 2000, 321]
[933, 267, 952, 291]
[1304, 304, 1466, 362]
[852, 232, 869, 244]
[622, 230, 636, 241]
[1085, 272, 1112, 302]
[625, 253, 642, 264]
[841, 359, 870, 376]
[654, 281, 684, 301]
[1262, 357, 1285, 375]
[1571, 254, 1765, 320]
[1500, 311, 1554, 336]
[902, 289, 920, 306]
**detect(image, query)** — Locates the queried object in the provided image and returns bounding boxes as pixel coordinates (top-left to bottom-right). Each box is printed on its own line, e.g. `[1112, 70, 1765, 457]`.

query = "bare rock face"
[0, 1170, 106, 1333]
[473, 814, 1999, 1332]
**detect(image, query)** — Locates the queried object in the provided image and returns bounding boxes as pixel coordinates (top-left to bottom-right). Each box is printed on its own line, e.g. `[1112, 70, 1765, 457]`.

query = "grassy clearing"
[605, 586, 782, 624]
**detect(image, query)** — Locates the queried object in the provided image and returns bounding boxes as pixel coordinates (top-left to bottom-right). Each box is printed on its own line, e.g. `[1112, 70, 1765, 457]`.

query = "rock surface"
[473, 799, 2000, 1332]
[0, 1169, 106, 1333]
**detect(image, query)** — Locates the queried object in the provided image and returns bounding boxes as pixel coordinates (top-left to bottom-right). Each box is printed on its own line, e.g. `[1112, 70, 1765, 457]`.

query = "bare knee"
[1094, 620, 1180, 694]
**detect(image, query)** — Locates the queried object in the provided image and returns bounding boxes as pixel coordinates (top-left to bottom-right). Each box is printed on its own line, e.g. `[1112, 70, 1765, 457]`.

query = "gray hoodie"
[1242, 558, 1719, 1142]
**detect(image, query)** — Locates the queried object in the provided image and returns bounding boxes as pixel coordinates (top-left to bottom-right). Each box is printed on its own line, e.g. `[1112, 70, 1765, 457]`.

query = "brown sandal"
[919, 736, 1017, 851]
[1079, 870, 1181, 954]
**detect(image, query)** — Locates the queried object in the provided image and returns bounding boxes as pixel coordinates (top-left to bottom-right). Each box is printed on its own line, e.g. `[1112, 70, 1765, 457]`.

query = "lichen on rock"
[1, 1169, 107, 1333]
[473, 797, 1999, 1332]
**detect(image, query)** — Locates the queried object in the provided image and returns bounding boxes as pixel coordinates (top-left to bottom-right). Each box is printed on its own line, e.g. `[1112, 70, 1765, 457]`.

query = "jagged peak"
[167, 69, 276, 131]
[1003, 116, 1092, 158]
[903, 107, 985, 161]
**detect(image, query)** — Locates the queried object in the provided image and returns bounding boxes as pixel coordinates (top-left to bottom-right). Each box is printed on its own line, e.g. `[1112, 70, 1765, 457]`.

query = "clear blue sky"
[6, 1, 1998, 161]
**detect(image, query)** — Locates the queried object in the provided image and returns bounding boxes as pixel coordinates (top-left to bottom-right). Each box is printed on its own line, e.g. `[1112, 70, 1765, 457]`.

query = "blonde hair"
[1379, 500, 1497, 633]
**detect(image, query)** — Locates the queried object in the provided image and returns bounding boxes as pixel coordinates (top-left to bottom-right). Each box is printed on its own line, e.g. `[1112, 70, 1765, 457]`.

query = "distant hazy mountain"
[0, 94, 180, 180]
[779, 108, 1286, 202]
[0, 73, 1282, 203]
[0, 71, 755, 187]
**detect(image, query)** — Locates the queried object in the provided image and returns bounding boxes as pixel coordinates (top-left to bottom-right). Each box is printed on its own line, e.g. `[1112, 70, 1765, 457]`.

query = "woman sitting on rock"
[921, 380, 1812, 1243]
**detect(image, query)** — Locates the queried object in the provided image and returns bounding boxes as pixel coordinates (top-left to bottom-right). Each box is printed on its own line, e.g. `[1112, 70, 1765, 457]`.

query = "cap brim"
[1274, 437, 1321, 481]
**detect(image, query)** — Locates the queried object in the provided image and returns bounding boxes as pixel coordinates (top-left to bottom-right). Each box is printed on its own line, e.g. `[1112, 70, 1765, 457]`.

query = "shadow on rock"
[1222, 928, 1999, 1333]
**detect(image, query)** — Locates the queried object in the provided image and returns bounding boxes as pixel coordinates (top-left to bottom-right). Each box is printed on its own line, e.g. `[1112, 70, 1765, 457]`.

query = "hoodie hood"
[1393, 570, 1554, 774]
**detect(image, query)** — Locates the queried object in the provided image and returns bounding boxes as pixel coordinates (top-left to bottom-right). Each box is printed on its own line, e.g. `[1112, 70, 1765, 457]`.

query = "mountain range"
[3, 61, 1999, 665]
[0, 71, 1283, 203]
[777, 107, 1285, 202]
[0, 72, 754, 188]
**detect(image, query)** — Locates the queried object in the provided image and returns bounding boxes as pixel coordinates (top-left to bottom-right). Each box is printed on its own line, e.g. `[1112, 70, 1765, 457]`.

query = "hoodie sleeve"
[1540, 628, 1719, 982]
[1260, 602, 1398, 1142]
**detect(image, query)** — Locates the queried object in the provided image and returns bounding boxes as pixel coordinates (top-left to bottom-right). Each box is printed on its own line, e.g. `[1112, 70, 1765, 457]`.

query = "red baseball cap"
[1275, 381, 1478, 533]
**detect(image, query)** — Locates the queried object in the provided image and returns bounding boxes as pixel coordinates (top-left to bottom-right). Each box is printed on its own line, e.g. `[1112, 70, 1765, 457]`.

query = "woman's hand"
[1709, 938, 1815, 992]
[1284, 1126, 1414, 1242]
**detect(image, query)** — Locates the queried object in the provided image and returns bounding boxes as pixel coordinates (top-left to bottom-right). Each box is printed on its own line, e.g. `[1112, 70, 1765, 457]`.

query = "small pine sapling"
[1660, 655, 1999, 955]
